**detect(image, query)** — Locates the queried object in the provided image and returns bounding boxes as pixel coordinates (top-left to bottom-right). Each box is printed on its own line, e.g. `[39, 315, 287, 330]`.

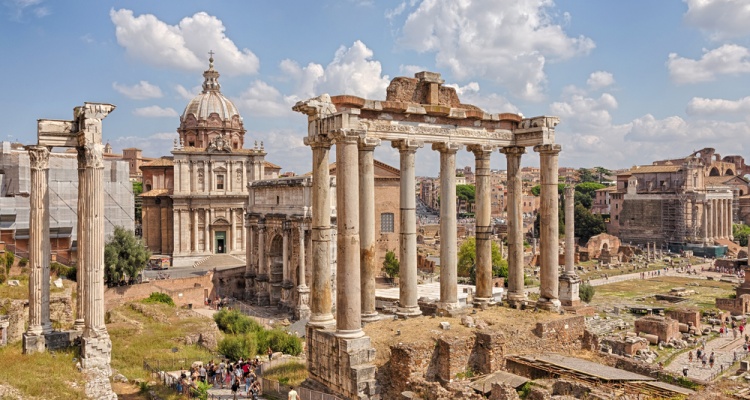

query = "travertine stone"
[26, 146, 51, 341]
[559, 185, 581, 307]
[75, 147, 86, 331]
[359, 137, 380, 323]
[308, 138, 335, 328]
[334, 131, 364, 337]
[535, 144, 561, 311]
[393, 139, 423, 318]
[469, 144, 494, 306]
[434, 142, 461, 313]
[500, 146, 527, 307]
[295, 224, 311, 320]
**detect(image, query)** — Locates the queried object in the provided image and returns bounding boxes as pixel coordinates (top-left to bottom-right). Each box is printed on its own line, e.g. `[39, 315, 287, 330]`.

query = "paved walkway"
[664, 334, 748, 382]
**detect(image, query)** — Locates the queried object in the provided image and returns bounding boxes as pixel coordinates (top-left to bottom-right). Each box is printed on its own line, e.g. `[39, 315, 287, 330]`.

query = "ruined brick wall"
[104, 272, 213, 309]
[584, 233, 621, 260]
[716, 295, 750, 315]
[473, 331, 505, 374]
[633, 316, 680, 342]
[533, 316, 586, 344]
[306, 328, 377, 399]
[212, 266, 245, 300]
[619, 199, 665, 245]
[437, 336, 474, 382]
[666, 309, 701, 330]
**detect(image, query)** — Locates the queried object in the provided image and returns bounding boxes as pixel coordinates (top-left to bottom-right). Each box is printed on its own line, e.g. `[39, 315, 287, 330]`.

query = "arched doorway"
[269, 234, 283, 305]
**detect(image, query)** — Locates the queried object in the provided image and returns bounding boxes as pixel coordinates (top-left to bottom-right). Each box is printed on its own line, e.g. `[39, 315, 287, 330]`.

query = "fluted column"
[335, 131, 363, 337]
[729, 198, 735, 241]
[359, 137, 380, 323]
[24, 146, 51, 352]
[535, 144, 561, 310]
[230, 209, 236, 253]
[707, 201, 714, 242]
[74, 147, 87, 330]
[204, 209, 210, 252]
[307, 138, 335, 328]
[393, 139, 423, 317]
[469, 145, 493, 306]
[702, 201, 709, 244]
[295, 224, 311, 320]
[282, 224, 290, 283]
[434, 142, 461, 313]
[500, 146, 527, 307]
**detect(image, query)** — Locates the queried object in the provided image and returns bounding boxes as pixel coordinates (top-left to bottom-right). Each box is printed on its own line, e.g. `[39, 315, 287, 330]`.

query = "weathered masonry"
[293, 72, 563, 399]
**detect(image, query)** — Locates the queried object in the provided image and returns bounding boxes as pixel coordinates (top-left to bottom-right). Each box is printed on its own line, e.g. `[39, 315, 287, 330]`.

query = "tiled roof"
[139, 188, 172, 197]
[141, 157, 174, 167]
[264, 160, 281, 169]
[629, 165, 681, 174]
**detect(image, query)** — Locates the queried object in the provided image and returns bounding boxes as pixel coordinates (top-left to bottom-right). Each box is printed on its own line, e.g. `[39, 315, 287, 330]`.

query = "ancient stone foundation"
[306, 327, 379, 399]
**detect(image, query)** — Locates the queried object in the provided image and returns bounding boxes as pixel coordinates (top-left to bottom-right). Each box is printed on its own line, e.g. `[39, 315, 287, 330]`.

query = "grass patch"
[592, 276, 735, 311]
[0, 274, 30, 300]
[263, 361, 308, 387]
[0, 342, 85, 399]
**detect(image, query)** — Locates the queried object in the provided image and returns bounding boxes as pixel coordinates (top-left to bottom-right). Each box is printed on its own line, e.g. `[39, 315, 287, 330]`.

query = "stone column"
[535, 144, 561, 311]
[559, 185, 581, 307]
[335, 131, 364, 338]
[245, 216, 255, 301]
[702, 201, 709, 244]
[296, 224, 311, 320]
[359, 137, 380, 323]
[23, 146, 51, 354]
[282, 224, 289, 283]
[434, 142, 461, 313]
[75, 148, 87, 330]
[469, 145, 493, 307]
[706, 201, 713, 242]
[500, 146, 527, 307]
[729, 198, 735, 241]
[256, 224, 269, 306]
[192, 210, 198, 253]
[393, 139, 423, 318]
[308, 138, 335, 328]
[204, 209, 210, 253]
[230, 209, 236, 252]
[718, 199, 725, 240]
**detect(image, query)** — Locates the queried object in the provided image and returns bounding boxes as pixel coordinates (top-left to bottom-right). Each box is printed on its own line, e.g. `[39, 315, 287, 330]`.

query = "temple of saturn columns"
[24, 103, 117, 399]
[293, 72, 564, 399]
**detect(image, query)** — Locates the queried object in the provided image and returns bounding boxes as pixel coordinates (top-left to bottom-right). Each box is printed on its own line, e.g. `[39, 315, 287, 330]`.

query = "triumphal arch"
[294, 72, 564, 399]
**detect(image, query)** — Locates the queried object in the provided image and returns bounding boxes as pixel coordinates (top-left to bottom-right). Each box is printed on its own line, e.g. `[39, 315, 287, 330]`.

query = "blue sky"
[2, 0, 750, 176]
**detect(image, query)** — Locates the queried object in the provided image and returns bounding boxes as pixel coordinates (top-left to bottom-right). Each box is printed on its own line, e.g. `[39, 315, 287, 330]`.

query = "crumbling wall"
[716, 295, 750, 315]
[634, 316, 680, 343]
[533, 316, 586, 344]
[666, 308, 701, 330]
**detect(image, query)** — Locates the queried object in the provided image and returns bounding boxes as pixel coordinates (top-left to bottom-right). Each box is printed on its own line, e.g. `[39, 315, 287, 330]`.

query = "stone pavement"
[664, 334, 748, 382]
[207, 385, 266, 399]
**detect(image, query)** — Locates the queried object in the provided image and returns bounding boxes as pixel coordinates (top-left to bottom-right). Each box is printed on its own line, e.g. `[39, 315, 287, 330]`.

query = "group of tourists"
[176, 357, 263, 399]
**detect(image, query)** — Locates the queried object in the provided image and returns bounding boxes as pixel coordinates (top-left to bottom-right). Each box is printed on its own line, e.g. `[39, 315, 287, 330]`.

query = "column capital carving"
[466, 144, 494, 157]
[77, 143, 105, 169]
[358, 136, 380, 151]
[392, 139, 423, 153]
[431, 142, 461, 154]
[26, 146, 50, 170]
[499, 146, 527, 156]
[330, 129, 363, 144]
[304, 135, 332, 149]
[533, 144, 562, 155]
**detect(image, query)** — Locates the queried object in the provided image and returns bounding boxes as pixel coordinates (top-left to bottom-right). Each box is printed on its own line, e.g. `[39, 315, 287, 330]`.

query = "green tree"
[574, 204, 606, 242]
[458, 237, 507, 281]
[456, 184, 476, 203]
[733, 224, 750, 246]
[594, 166, 613, 184]
[104, 226, 151, 285]
[132, 181, 143, 224]
[577, 168, 597, 183]
[4, 251, 14, 276]
[580, 282, 595, 303]
[383, 250, 399, 279]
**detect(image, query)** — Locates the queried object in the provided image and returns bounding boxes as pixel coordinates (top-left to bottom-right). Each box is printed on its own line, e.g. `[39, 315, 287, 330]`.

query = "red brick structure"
[634, 316, 680, 343]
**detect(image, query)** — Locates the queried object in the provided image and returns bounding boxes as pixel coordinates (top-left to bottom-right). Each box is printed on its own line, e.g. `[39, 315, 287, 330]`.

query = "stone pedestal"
[559, 274, 582, 308]
[295, 285, 311, 320]
[22, 332, 46, 354]
[306, 327, 379, 400]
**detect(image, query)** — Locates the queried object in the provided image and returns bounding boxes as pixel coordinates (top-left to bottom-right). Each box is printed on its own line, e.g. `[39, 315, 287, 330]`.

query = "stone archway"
[710, 167, 721, 176]
[726, 169, 735, 176]
[269, 234, 283, 305]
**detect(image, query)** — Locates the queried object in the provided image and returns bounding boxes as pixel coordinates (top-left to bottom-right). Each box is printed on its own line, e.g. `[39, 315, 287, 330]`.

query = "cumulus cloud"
[687, 96, 750, 115]
[132, 106, 178, 118]
[586, 71, 615, 90]
[444, 82, 519, 114]
[683, 0, 750, 40]
[112, 81, 163, 100]
[398, 0, 594, 100]
[110, 9, 259, 76]
[174, 84, 201, 100]
[111, 132, 177, 157]
[235, 80, 292, 118]
[281, 40, 390, 101]
[667, 44, 750, 84]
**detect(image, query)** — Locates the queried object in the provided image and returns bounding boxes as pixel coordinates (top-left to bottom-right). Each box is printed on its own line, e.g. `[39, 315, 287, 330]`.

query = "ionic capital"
[499, 146, 526, 157]
[533, 144, 562, 156]
[392, 139, 423, 153]
[304, 135, 332, 149]
[358, 136, 380, 151]
[77, 143, 105, 169]
[26, 146, 50, 170]
[467, 144, 494, 158]
[330, 129, 362, 144]
[431, 142, 461, 154]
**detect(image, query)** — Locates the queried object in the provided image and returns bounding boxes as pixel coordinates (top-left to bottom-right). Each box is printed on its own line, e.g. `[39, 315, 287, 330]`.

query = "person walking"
[688, 351, 693, 363]
[709, 352, 715, 369]
[288, 386, 299, 400]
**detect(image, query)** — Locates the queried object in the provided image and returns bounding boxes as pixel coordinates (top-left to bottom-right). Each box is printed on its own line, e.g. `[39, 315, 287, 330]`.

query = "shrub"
[258, 329, 303, 357]
[65, 265, 77, 282]
[50, 262, 71, 278]
[213, 310, 262, 335]
[580, 282, 595, 303]
[142, 292, 175, 306]
[218, 334, 257, 361]
[18, 258, 28, 267]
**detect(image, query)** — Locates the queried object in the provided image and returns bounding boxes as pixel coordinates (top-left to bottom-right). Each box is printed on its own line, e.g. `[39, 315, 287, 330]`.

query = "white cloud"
[586, 71, 615, 90]
[281, 40, 390, 101]
[550, 91, 618, 134]
[445, 82, 519, 114]
[687, 96, 750, 115]
[398, 64, 428, 76]
[111, 132, 177, 158]
[684, 0, 750, 40]
[132, 106, 178, 118]
[113, 81, 163, 100]
[110, 9, 259, 76]
[175, 84, 201, 100]
[5, 0, 49, 20]
[235, 80, 292, 118]
[398, 0, 594, 100]
[667, 44, 750, 84]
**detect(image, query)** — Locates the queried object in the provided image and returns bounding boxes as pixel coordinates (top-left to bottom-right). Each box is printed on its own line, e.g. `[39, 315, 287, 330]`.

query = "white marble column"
[718, 199, 725, 240]
[702, 201, 709, 244]
[535, 144, 561, 311]
[256, 224, 269, 305]
[204, 209, 210, 253]
[307, 138, 335, 328]
[393, 139, 423, 317]
[282, 224, 290, 283]
[559, 185, 581, 307]
[469, 145, 493, 306]
[500, 146, 527, 307]
[75, 148, 87, 330]
[729, 198, 735, 241]
[434, 142, 461, 313]
[359, 137, 380, 323]
[24, 146, 51, 352]
[230, 208, 236, 253]
[296, 224, 311, 320]
[335, 131, 364, 337]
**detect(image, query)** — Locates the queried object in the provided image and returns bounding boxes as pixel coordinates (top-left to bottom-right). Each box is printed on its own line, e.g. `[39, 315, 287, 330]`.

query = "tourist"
[199, 364, 207, 383]
[688, 351, 693, 363]
[231, 375, 240, 400]
[682, 365, 689, 377]
[709, 352, 715, 369]
[701, 354, 707, 368]
[288, 386, 299, 400]
[245, 372, 252, 396]
[267, 346, 274, 361]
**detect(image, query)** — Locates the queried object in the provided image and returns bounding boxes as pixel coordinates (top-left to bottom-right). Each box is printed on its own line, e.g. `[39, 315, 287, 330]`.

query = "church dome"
[181, 57, 241, 122]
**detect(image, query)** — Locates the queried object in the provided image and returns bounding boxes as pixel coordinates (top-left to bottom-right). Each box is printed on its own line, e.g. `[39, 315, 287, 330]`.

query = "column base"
[361, 311, 380, 324]
[536, 298, 561, 311]
[22, 332, 46, 354]
[473, 297, 496, 309]
[559, 274, 581, 307]
[396, 305, 422, 319]
[505, 292, 528, 309]
[74, 319, 84, 331]
[335, 328, 365, 339]
[308, 313, 336, 330]
[437, 302, 465, 317]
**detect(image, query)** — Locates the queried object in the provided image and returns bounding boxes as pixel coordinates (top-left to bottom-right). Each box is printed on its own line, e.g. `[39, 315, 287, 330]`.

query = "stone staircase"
[193, 254, 245, 269]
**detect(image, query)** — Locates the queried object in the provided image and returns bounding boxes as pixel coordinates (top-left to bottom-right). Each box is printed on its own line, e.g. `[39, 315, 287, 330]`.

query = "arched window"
[709, 167, 720, 176]
[381, 213, 394, 233]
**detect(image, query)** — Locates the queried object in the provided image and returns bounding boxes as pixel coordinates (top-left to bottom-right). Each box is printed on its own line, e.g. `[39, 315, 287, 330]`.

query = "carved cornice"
[431, 142, 461, 154]
[26, 146, 50, 170]
[533, 144, 562, 156]
[357, 136, 380, 151]
[499, 146, 527, 157]
[391, 139, 423, 153]
[329, 129, 362, 144]
[293, 94, 337, 120]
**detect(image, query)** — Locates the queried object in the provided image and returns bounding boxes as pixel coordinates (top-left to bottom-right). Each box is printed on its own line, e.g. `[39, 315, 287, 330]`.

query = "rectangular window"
[217, 174, 225, 190]
[381, 212, 394, 233]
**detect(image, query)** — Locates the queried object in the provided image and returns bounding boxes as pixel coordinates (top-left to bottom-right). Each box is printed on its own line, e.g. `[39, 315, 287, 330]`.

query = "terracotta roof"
[139, 188, 171, 197]
[141, 157, 174, 167]
[264, 160, 281, 169]
[629, 165, 681, 174]
[595, 186, 617, 192]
